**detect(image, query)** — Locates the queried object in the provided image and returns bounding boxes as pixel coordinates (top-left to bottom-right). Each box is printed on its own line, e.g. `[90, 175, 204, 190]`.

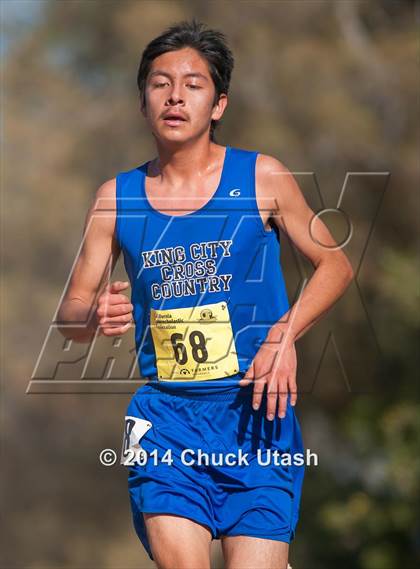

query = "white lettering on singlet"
[140, 240, 234, 300]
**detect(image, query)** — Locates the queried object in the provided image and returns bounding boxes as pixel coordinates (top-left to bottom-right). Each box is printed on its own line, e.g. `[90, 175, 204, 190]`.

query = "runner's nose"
[166, 89, 184, 105]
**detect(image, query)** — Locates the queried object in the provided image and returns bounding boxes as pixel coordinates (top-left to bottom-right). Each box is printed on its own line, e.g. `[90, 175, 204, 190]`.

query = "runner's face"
[142, 47, 226, 144]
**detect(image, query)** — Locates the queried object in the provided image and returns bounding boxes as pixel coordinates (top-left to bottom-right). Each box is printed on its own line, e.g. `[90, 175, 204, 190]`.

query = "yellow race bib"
[150, 301, 239, 381]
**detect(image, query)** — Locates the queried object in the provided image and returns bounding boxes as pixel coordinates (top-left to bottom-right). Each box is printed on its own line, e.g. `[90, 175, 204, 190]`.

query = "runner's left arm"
[258, 154, 354, 345]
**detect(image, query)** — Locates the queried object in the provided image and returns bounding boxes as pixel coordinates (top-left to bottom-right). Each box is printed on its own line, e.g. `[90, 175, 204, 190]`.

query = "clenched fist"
[96, 281, 133, 336]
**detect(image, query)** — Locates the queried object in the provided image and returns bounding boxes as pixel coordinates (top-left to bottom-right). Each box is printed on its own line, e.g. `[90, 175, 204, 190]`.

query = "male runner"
[58, 20, 353, 569]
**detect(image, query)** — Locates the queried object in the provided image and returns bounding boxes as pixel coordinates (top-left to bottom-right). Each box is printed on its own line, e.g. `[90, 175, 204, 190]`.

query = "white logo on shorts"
[229, 188, 241, 197]
[121, 416, 152, 465]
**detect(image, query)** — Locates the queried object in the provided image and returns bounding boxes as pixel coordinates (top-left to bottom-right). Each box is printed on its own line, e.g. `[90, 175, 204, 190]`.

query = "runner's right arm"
[57, 178, 132, 343]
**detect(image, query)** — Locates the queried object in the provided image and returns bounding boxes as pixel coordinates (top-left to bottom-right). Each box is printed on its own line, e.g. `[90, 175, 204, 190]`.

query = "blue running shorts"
[122, 381, 305, 561]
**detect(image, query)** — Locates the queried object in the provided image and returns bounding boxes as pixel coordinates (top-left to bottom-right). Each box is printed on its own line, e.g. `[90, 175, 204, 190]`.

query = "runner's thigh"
[222, 535, 289, 569]
[144, 512, 212, 569]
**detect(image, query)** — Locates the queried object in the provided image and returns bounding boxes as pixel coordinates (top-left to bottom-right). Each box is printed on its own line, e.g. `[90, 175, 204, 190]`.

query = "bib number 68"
[171, 331, 208, 364]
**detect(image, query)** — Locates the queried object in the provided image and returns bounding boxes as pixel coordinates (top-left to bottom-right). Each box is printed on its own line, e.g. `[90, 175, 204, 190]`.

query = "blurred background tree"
[1, 1, 419, 568]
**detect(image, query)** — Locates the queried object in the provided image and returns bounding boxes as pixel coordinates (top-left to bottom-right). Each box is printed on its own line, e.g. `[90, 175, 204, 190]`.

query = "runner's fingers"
[106, 293, 132, 305]
[104, 281, 120, 294]
[252, 378, 266, 410]
[97, 300, 132, 317]
[97, 294, 131, 312]
[109, 281, 130, 293]
[102, 321, 132, 336]
[289, 374, 298, 406]
[266, 387, 278, 420]
[98, 303, 133, 319]
[278, 383, 288, 418]
[101, 283, 129, 305]
[99, 312, 133, 326]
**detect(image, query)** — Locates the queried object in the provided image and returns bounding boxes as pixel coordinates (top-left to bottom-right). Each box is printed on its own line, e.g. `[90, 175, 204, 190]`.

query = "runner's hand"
[238, 336, 298, 420]
[96, 281, 133, 336]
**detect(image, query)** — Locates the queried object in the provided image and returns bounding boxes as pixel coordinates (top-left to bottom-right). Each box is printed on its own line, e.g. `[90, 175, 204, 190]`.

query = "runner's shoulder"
[256, 153, 290, 181]
[91, 177, 117, 214]
[255, 153, 291, 210]
[95, 177, 117, 201]
[84, 178, 117, 237]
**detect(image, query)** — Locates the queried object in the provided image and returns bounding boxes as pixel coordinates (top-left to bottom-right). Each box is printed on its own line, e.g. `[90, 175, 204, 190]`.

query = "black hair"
[137, 19, 234, 141]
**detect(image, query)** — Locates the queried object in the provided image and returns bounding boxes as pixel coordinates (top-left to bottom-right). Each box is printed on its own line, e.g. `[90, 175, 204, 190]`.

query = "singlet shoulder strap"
[219, 146, 268, 235]
[221, 146, 259, 200]
[115, 166, 143, 248]
[222, 145, 257, 181]
[116, 165, 144, 201]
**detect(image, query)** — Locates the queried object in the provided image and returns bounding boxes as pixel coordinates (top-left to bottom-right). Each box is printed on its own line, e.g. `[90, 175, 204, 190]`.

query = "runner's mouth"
[163, 117, 187, 126]
[162, 113, 188, 126]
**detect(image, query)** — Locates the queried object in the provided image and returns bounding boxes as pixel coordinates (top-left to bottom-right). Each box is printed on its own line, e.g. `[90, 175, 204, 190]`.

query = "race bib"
[150, 301, 239, 381]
